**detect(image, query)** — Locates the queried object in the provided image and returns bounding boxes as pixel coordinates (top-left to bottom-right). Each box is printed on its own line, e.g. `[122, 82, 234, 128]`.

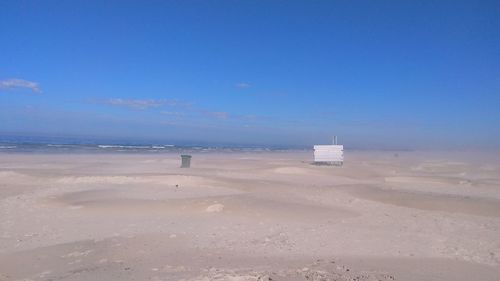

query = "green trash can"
[180, 155, 192, 168]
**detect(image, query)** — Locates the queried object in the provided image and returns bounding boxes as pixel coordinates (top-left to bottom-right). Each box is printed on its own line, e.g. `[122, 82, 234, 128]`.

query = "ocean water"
[0, 135, 301, 153]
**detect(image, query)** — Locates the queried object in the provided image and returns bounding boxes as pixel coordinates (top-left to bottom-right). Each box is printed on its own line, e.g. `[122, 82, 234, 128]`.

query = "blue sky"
[0, 0, 499, 148]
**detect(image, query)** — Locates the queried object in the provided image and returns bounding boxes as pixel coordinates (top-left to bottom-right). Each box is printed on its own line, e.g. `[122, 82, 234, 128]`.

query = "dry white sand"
[0, 151, 500, 280]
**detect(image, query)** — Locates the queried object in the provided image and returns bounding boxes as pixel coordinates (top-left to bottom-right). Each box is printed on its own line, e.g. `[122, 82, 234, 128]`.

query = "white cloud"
[204, 111, 229, 119]
[101, 98, 239, 122]
[102, 98, 187, 110]
[0, 78, 42, 93]
[235, 82, 251, 89]
[160, 111, 185, 116]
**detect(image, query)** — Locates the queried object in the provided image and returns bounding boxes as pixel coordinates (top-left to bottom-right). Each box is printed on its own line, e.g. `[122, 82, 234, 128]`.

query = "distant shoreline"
[0, 142, 311, 154]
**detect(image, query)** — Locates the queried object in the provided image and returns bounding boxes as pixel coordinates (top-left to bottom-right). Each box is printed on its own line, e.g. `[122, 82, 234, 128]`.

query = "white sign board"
[314, 145, 344, 163]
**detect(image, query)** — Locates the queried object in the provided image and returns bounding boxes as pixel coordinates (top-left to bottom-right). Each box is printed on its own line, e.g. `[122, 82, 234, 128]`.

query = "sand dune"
[273, 167, 313, 175]
[342, 184, 500, 217]
[1, 151, 500, 280]
[55, 174, 217, 185]
[0, 234, 400, 281]
[384, 176, 471, 185]
[52, 188, 357, 222]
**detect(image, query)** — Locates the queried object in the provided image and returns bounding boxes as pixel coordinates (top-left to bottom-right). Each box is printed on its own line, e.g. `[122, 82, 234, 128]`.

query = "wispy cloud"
[203, 111, 230, 119]
[254, 91, 287, 97]
[98, 97, 250, 124]
[235, 114, 258, 121]
[101, 98, 189, 110]
[0, 78, 42, 93]
[235, 82, 251, 89]
[160, 111, 186, 117]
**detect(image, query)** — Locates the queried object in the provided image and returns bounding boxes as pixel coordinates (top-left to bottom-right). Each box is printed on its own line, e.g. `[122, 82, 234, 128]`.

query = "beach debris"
[187, 269, 271, 281]
[206, 204, 224, 213]
[162, 265, 188, 272]
[187, 264, 395, 281]
[61, 250, 93, 258]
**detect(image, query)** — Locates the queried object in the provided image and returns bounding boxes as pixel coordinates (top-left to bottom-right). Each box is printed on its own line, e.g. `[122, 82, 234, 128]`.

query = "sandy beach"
[1, 150, 500, 281]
